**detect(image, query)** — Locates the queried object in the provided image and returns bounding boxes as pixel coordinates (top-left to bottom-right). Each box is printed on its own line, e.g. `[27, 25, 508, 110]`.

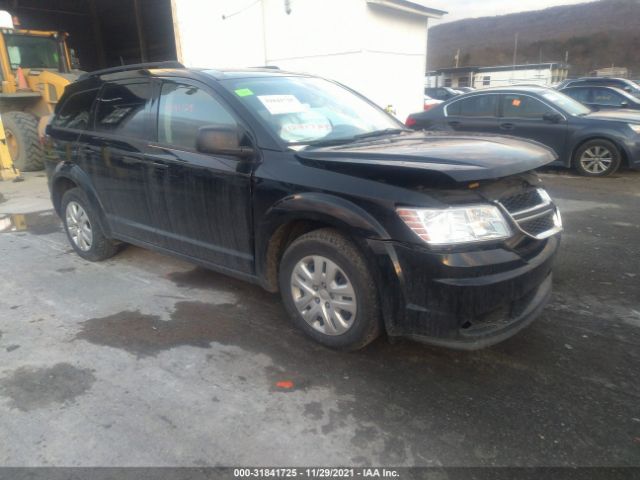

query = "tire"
[279, 228, 382, 351]
[2, 111, 43, 171]
[61, 188, 118, 262]
[573, 139, 621, 177]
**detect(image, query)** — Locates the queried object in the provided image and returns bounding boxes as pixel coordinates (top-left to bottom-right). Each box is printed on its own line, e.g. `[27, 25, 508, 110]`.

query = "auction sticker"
[258, 95, 306, 115]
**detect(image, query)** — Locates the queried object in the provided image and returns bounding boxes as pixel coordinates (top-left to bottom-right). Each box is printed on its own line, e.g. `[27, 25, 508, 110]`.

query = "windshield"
[4, 34, 60, 70]
[220, 76, 402, 145]
[540, 90, 591, 116]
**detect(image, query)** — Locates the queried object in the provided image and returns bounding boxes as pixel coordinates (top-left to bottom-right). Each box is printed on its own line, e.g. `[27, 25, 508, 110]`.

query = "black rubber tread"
[61, 188, 118, 262]
[572, 138, 621, 177]
[279, 228, 382, 351]
[2, 111, 44, 171]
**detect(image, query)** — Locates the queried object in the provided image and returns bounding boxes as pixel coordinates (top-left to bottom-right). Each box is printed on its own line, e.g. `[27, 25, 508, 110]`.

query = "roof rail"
[77, 61, 185, 81]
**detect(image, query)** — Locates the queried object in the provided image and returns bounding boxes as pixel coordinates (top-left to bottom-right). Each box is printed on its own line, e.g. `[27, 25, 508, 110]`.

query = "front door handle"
[500, 122, 515, 131]
[448, 121, 461, 128]
[151, 161, 169, 169]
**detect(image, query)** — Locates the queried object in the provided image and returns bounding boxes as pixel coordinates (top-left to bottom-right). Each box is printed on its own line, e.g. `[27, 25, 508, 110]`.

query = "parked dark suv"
[45, 62, 562, 351]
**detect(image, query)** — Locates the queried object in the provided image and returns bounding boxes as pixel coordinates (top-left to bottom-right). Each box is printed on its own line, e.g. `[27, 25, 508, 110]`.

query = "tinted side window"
[455, 95, 497, 117]
[592, 88, 623, 106]
[158, 82, 236, 150]
[95, 81, 152, 138]
[565, 88, 591, 103]
[52, 89, 98, 129]
[501, 95, 553, 118]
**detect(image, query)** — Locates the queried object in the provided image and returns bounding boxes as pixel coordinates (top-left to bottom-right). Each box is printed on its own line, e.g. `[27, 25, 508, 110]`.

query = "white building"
[426, 63, 569, 90]
[172, 0, 445, 120]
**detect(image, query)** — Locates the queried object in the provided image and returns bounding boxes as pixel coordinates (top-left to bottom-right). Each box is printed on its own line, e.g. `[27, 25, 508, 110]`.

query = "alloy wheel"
[579, 145, 613, 174]
[290, 255, 357, 336]
[65, 201, 93, 251]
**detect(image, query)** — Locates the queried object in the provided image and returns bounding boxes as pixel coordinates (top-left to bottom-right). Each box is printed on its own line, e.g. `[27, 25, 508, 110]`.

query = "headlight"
[628, 123, 640, 134]
[397, 205, 512, 245]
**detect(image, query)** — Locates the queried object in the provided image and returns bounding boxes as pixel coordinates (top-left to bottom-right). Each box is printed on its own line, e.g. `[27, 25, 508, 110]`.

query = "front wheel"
[279, 228, 382, 351]
[573, 139, 621, 177]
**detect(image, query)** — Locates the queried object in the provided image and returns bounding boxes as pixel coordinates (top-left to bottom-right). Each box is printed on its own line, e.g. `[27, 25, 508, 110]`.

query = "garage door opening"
[0, 0, 178, 72]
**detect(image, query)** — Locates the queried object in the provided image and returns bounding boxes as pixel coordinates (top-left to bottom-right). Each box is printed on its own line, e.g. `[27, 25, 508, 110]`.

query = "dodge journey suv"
[45, 62, 562, 351]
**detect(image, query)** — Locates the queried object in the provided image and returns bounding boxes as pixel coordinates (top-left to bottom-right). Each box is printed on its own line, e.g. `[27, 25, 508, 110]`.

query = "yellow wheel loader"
[0, 12, 79, 172]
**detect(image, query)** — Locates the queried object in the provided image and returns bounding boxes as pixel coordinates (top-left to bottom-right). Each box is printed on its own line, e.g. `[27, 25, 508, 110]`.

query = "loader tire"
[2, 111, 44, 171]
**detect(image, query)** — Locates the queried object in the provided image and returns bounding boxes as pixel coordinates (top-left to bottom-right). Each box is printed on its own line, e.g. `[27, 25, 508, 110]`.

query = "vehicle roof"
[454, 85, 552, 95]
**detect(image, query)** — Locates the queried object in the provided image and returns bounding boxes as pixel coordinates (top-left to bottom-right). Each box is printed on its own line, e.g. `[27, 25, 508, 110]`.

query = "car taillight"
[405, 116, 416, 127]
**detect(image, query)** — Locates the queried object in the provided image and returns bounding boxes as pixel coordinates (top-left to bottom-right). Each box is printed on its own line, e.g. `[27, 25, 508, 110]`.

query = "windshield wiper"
[351, 128, 411, 141]
[296, 128, 410, 149]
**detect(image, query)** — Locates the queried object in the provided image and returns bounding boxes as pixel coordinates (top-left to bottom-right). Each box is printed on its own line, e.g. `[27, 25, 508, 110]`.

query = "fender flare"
[255, 192, 392, 286]
[50, 163, 112, 237]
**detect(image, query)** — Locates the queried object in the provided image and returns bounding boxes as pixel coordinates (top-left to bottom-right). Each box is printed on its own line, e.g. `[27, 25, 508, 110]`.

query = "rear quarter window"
[52, 89, 99, 130]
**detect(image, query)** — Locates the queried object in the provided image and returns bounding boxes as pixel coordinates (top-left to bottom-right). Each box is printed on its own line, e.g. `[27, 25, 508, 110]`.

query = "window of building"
[483, 76, 491, 86]
[158, 82, 237, 151]
[95, 82, 152, 138]
[444, 79, 452, 87]
[52, 89, 98, 130]
[458, 77, 469, 87]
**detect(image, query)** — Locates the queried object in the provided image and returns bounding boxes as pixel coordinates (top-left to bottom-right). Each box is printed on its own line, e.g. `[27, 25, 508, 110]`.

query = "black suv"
[45, 62, 562, 351]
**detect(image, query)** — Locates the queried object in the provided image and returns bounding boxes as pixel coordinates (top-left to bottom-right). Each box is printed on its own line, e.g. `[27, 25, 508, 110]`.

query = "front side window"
[450, 95, 497, 117]
[4, 34, 60, 69]
[501, 94, 553, 119]
[95, 82, 152, 138]
[220, 76, 400, 145]
[592, 88, 624, 106]
[158, 82, 237, 150]
[52, 89, 98, 130]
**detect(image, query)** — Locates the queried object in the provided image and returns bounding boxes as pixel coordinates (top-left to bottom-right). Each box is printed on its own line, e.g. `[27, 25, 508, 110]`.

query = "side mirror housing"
[543, 112, 563, 123]
[620, 101, 629, 108]
[196, 126, 254, 158]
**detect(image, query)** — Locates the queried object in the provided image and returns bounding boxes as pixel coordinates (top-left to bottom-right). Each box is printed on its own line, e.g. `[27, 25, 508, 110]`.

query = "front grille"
[518, 214, 556, 237]
[499, 188, 560, 239]
[499, 189, 543, 213]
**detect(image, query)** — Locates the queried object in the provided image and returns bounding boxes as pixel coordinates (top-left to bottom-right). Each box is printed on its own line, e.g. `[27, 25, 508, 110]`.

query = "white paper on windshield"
[258, 95, 306, 115]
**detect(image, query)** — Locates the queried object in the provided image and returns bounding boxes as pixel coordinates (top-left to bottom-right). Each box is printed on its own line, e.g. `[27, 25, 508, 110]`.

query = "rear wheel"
[61, 188, 118, 261]
[573, 139, 621, 177]
[2, 111, 43, 172]
[279, 228, 382, 351]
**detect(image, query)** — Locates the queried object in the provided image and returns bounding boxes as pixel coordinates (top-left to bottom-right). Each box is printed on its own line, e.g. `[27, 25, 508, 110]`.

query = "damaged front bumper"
[369, 234, 560, 350]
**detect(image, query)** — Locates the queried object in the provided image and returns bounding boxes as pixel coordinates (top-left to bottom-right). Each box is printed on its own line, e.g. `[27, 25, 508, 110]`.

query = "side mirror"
[621, 101, 629, 108]
[196, 126, 254, 158]
[543, 112, 563, 123]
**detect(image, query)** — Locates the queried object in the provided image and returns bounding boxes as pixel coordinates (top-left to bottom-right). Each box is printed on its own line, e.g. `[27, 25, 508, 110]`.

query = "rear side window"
[501, 94, 553, 119]
[95, 81, 152, 138]
[52, 89, 98, 130]
[449, 95, 497, 117]
[157, 82, 236, 150]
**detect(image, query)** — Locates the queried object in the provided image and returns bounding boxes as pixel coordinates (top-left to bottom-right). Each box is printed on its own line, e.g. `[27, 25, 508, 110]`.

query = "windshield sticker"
[258, 95, 306, 115]
[235, 88, 254, 97]
[278, 111, 332, 142]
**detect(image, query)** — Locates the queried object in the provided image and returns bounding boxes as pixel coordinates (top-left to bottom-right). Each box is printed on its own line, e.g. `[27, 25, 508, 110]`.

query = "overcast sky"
[427, 0, 595, 24]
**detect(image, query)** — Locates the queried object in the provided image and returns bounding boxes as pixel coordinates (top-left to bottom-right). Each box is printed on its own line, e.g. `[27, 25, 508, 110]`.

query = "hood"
[296, 132, 556, 183]
[585, 109, 640, 122]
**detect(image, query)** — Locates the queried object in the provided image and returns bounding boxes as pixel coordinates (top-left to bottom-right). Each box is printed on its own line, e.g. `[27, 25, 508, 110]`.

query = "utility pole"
[454, 48, 460, 68]
[512, 32, 519, 67]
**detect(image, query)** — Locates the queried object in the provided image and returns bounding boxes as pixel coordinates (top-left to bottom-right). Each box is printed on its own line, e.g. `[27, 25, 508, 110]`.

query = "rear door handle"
[500, 122, 515, 131]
